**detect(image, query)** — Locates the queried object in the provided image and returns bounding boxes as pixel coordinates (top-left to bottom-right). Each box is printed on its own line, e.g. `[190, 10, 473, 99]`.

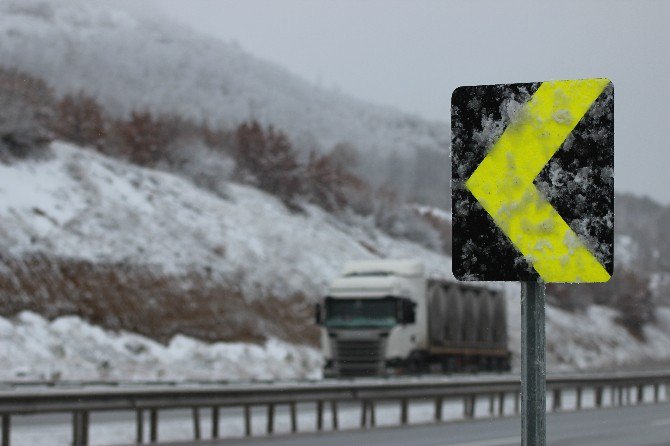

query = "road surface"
[167, 402, 670, 446]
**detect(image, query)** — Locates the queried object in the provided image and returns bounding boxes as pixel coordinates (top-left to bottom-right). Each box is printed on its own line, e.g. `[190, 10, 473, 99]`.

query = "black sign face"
[451, 79, 614, 283]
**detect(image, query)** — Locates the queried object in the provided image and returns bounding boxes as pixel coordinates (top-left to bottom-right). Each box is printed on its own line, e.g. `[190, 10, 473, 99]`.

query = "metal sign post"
[521, 282, 546, 446]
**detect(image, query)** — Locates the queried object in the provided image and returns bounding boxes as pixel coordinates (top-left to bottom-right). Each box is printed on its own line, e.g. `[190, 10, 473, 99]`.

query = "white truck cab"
[318, 260, 425, 376]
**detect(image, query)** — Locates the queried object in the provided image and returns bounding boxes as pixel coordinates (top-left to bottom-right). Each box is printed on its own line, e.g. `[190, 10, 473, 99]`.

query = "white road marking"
[446, 436, 519, 446]
[650, 418, 670, 427]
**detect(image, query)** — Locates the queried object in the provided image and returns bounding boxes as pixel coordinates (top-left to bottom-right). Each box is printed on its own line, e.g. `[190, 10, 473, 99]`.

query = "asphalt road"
[172, 403, 670, 446]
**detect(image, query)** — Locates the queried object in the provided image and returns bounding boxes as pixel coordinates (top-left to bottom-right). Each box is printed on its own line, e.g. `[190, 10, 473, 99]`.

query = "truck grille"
[333, 338, 386, 376]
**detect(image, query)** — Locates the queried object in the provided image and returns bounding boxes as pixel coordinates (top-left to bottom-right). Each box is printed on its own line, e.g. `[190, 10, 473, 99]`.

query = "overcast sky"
[152, 0, 670, 204]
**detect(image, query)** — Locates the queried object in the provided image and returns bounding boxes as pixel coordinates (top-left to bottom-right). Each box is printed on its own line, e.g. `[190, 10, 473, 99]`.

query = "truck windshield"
[325, 297, 397, 328]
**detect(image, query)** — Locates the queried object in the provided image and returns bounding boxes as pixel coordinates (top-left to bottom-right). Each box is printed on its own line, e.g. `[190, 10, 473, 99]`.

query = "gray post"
[267, 403, 275, 435]
[136, 409, 144, 444]
[360, 400, 368, 427]
[369, 401, 376, 427]
[316, 401, 324, 431]
[212, 406, 220, 438]
[2, 414, 9, 446]
[521, 281, 546, 446]
[192, 408, 201, 440]
[149, 409, 158, 443]
[290, 402, 297, 433]
[244, 405, 251, 437]
[331, 401, 339, 430]
[435, 397, 443, 421]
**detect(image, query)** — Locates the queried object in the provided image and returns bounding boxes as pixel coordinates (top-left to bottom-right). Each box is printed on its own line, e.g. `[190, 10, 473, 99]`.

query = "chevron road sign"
[451, 79, 614, 283]
[451, 78, 614, 446]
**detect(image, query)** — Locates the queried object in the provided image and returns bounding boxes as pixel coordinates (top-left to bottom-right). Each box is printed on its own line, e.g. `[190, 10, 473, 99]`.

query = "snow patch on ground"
[544, 305, 670, 370]
[412, 204, 452, 223]
[615, 234, 637, 266]
[0, 311, 322, 381]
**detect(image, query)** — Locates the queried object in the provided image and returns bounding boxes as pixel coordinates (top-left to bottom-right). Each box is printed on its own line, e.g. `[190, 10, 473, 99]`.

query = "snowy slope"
[1, 142, 669, 380]
[504, 287, 670, 371]
[0, 0, 448, 160]
[0, 142, 452, 298]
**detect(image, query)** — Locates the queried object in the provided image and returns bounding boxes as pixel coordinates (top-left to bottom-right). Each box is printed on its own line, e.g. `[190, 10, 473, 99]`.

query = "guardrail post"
[290, 402, 297, 433]
[626, 386, 631, 404]
[653, 384, 660, 403]
[316, 400, 323, 431]
[72, 411, 89, 446]
[617, 386, 623, 406]
[576, 388, 582, 410]
[72, 412, 79, 446]
[435, 397, 443, 421]
[463, 395, 475, 419]
[514, 392, 519, 414]
[637, 385, 644, 404]
[82, 412, 89, 446]
[489, 394, 495, 415]
[331, 401, 339, 430]
[400, 399, 409, 424]
[211, 406, 219, 438]
[192, 408, 201, 440]
[244, 405, 251, 437]
[360, 400, 367, 427]
[595, 387, 603, 408]
[552, 389, 561, 412]
[267, 404, 275, 435]
[498, 392, 505, 416]
[136, 409, 144, 444]
[2, 414, 10, 446]
[610, 386, 616, 406]
[149, 409, 158, 443]
[369, 401, 376, 427]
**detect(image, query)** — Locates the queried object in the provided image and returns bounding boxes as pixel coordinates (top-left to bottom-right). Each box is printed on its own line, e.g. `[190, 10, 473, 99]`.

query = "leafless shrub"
[52, 91, 106, 150]
[0, 252, 319, 346]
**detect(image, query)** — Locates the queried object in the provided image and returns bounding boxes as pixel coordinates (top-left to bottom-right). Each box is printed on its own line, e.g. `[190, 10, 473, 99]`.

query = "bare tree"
[0, 67, 54, 158]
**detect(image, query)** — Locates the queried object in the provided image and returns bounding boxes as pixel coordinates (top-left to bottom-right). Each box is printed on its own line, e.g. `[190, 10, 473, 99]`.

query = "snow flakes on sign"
[452, 79, 614, 283]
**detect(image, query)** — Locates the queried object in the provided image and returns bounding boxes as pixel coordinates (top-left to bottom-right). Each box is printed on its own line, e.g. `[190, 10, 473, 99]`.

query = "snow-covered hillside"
[0, 142, 452, 299]
[0, 0, 448, 160]
[1, 142, 669, 380]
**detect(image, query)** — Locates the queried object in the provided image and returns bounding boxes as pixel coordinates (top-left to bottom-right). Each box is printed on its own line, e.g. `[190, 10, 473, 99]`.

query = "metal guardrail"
[0, 371, 668, 445]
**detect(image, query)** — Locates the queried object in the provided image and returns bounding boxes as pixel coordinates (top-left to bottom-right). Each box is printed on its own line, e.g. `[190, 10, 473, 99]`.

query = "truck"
[315, 259, 510, 376]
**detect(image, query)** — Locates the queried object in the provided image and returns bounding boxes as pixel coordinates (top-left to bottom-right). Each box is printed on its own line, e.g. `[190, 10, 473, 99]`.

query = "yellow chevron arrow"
[465, 79, 611, 283]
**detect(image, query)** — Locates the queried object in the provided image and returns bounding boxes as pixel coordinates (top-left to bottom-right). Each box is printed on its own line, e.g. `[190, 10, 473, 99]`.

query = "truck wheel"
[441, 356, 457, 374]
[407, 351, 426, 374]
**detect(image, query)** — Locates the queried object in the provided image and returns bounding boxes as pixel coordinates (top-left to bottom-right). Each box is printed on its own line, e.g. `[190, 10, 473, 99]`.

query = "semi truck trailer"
[316, 259, 510, 376]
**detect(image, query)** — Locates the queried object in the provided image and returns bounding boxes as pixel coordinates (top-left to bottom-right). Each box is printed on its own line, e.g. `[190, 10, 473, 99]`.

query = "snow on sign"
[452, 79, 614, 283]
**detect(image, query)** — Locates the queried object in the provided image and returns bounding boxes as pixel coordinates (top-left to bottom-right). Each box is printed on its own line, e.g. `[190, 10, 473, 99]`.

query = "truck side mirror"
[315, 303, 322, 325]
[400, 298, 416, 325]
